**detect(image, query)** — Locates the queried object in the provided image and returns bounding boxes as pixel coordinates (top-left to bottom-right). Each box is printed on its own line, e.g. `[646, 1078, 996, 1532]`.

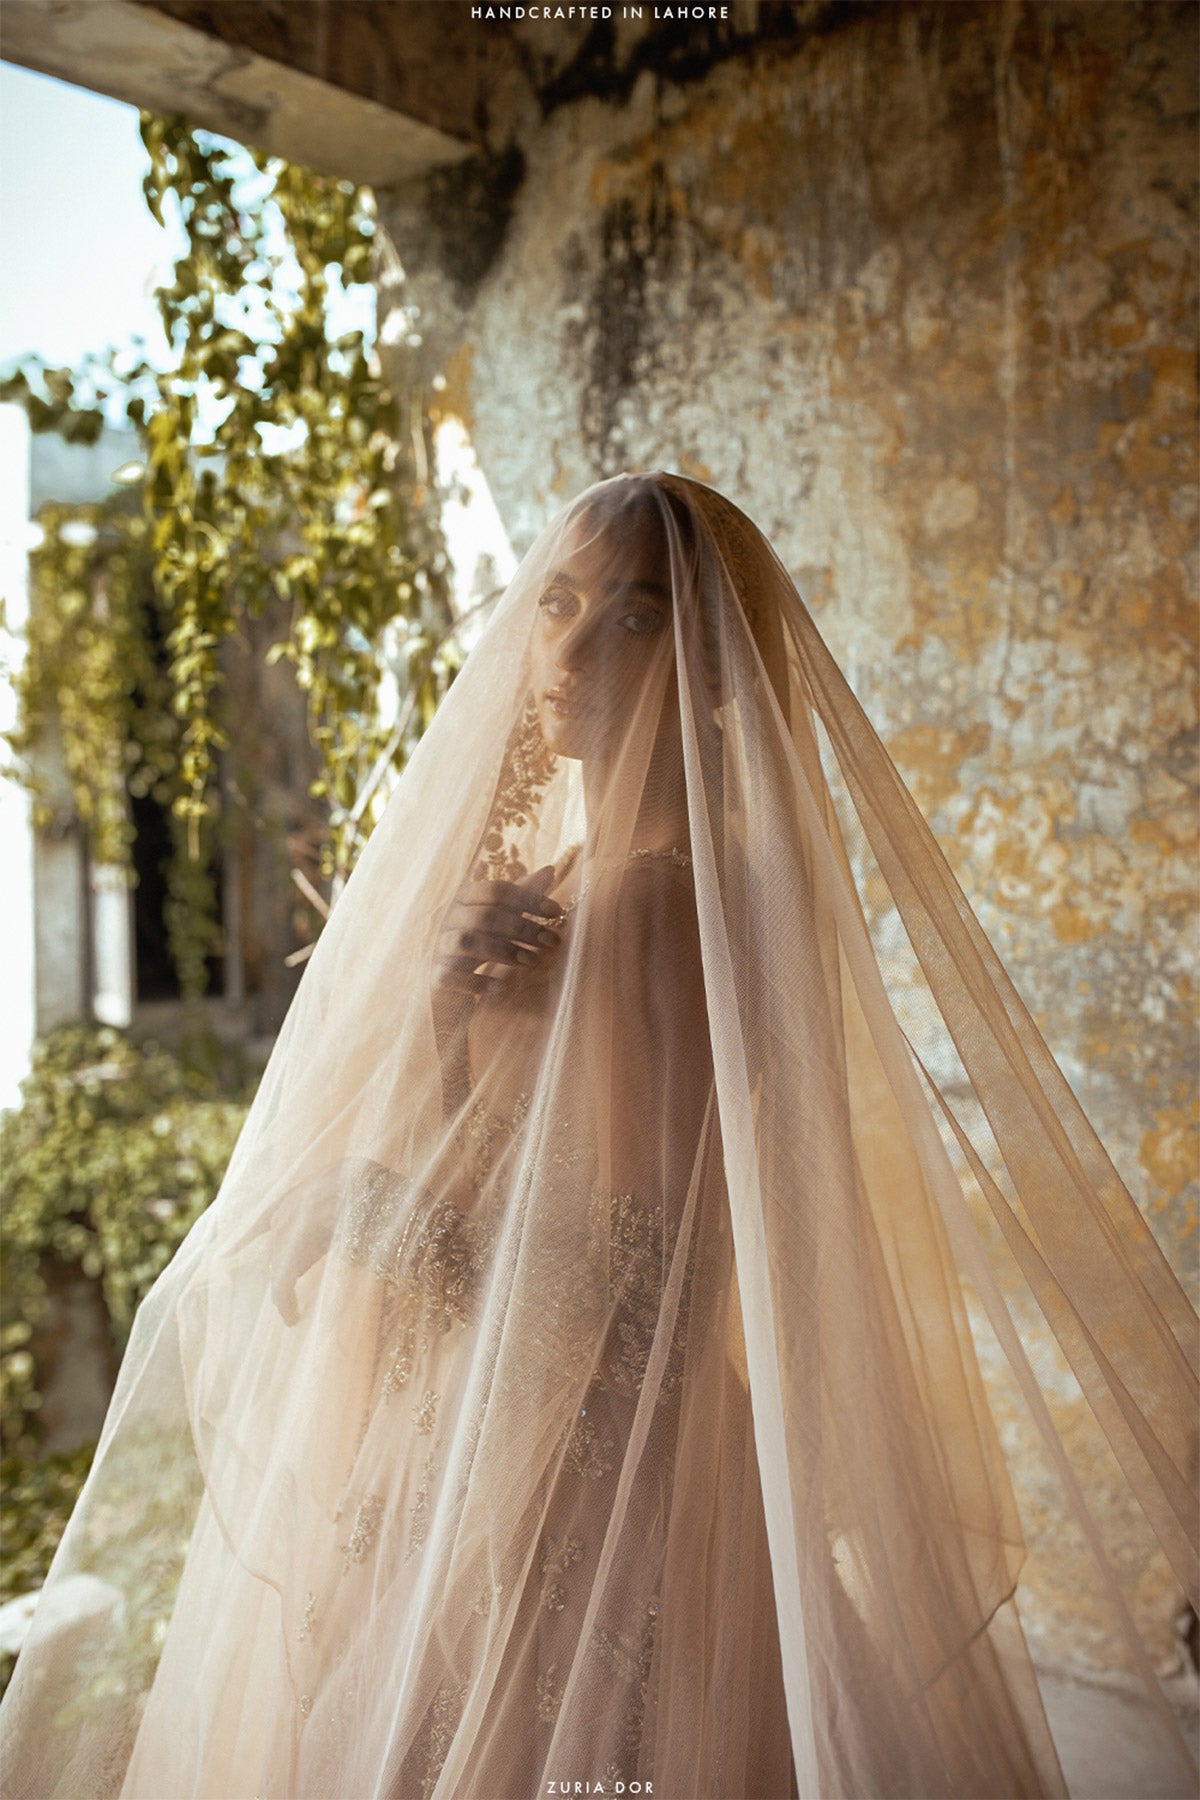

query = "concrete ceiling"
[0, 0, 516, 184]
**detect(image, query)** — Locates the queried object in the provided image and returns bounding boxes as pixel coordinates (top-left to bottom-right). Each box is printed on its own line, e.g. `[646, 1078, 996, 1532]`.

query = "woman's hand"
[433, 864, 564, 998]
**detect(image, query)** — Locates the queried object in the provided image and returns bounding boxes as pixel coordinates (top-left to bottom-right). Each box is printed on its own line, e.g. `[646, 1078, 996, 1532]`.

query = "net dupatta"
[0, 470, 1195, 1800]
[665, 470, 1198, 1790]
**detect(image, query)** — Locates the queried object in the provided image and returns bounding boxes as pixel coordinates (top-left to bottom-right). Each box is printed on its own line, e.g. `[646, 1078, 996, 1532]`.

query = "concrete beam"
[1, 0, 492, 184]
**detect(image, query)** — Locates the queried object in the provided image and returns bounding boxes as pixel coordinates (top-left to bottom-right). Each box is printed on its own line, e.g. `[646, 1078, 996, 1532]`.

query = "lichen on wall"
[381, 0, 1197, 1674]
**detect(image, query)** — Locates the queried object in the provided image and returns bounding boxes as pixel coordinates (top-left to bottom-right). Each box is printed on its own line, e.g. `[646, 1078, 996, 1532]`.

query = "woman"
[1, 472, 1195, 1800]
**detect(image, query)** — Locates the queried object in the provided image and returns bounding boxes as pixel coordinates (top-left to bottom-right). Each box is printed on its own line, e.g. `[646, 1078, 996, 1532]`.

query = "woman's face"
[530, 503, 673, 762]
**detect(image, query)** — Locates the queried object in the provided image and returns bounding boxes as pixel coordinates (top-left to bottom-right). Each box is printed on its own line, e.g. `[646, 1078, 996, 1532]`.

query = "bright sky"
[0, 61, 179, 370]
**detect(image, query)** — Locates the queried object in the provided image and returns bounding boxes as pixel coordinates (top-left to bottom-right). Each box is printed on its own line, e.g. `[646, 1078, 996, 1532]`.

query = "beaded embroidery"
[340, 1494, 383, 1569]
[539, 1534, 585, 1613]
[557, 844, 692, 917]
[471, 1576, 504, 1616]
[406, 1450, 438, 1562]
[535, 1663, 565, 1724]
[413, 1389, 440, 1435]
[342, 1174, 492, 1325]
[563, 1407, 615, 1481]
[420, 1681, 468, 1799]
[589, 1595, 662, 1781]
[474, 695, 559, 883]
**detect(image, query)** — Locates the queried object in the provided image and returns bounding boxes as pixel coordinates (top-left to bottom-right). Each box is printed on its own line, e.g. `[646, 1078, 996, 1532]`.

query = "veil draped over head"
[1, 472, 1196, 1800]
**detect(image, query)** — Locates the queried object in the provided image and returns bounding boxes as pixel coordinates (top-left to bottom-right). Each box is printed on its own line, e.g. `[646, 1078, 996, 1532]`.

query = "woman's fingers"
[444, 928, 538, 964]
[454, 876, 564, 922]
[449, 905, 560, 947]
[433, 867, 565, 995]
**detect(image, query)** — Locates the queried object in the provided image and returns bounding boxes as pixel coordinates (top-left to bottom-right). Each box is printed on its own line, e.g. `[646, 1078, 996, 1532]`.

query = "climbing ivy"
[2, 114, 459, 994]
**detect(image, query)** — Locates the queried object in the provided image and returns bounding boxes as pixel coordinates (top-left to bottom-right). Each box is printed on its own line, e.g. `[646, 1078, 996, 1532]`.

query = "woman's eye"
[621, 610, 666, 638]
[538, 586, 578, 619]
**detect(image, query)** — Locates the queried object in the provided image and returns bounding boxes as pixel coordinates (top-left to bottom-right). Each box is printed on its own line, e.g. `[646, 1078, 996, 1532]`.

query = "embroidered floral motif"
[598, 1184, 700, 1403]
[471, 1576, 504, 1616]
[406, 1450, 438, 1562]
[535, 1663, 565, 1724]
[539, 1535, 585, 1613]
[589, 1596, 662, 1778]
[461, 1091, 530, 1194]
[413, 1389, 440, 1435]
[382, 1325, 420, 1395]
[340, 1494, 383, 1568]
[336, 1164, 498, 1336]
[420, 1680, 468, 1799]
[296, 1591, 318, 1642]
[474, 695, 558, 883]
[563, 1407, 615, 1481]
[539, 1533, 586, 1620]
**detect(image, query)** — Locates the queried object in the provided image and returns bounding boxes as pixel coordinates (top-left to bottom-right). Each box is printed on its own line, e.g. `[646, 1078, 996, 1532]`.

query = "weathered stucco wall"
[379, 1, 1198, 1674]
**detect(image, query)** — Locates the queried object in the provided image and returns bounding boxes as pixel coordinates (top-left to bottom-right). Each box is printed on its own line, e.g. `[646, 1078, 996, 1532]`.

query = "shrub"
[1, 1022, 250, 1456]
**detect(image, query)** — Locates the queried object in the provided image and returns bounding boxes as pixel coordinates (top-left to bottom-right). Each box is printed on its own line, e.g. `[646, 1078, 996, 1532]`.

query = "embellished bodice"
[335, 1089, 700, 1407]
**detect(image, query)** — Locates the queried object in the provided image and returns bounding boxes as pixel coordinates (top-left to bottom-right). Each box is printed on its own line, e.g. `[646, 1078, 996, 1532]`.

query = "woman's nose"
[555, 611, 604, 674]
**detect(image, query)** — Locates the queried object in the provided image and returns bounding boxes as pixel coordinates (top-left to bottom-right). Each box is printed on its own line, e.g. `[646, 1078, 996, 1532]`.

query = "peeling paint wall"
[381, 0, 1197, 1674]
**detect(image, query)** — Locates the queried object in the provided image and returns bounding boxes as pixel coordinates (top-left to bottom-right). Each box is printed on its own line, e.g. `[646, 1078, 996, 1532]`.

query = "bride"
[1, 471, 1195, 1800]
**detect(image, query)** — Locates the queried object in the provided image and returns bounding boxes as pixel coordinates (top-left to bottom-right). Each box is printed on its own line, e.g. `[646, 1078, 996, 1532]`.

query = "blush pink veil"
[0, 471, 1195, 1800]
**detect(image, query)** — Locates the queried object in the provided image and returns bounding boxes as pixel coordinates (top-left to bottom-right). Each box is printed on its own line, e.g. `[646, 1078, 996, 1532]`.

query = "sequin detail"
[557, 844, 692, 917]
[296, 1591, 318, 1642]
[338, 1167, 493, 1332]
[413, 1389, 440, 1435]
[563, 1408, 615, 1481]
[539, 1534, 584, 1612]
[472, 1576, 504, 1616]
[341, 1494, 383, 1568]
[589, 1596, 662, 1781]
[462, 1090, 530, 1193]
[536, 1663, 565, 1724]
[420, 1681, 467, 1799]
[474, 694, 559, 883]
[406, 1450, 438, 1562]
[599, 1185, 699, 1402]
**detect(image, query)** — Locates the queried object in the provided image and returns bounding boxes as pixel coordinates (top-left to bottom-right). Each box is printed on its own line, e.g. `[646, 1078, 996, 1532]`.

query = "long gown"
[3, 468, 1194, 1800]
[116, 850, 798, 1799]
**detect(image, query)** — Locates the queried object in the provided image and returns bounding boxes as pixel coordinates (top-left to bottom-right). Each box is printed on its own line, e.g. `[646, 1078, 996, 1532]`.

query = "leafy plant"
[0, 1023, 251, 1456]
[0, 1445, 96, 1698]
[2, 115, 461, 995]
[0, 1445, 95, 1605]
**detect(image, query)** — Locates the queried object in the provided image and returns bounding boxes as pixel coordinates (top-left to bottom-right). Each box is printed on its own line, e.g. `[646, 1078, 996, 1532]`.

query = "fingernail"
[516, 946, 538, 964]
[537, 929, 559, 947]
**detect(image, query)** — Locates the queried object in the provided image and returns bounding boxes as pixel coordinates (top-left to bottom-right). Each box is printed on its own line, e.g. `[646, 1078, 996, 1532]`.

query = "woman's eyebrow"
[611, 579, 670, 602]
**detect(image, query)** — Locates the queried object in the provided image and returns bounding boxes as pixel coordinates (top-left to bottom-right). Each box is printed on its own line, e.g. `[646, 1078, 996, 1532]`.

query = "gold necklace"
[557, 844, 692, 918]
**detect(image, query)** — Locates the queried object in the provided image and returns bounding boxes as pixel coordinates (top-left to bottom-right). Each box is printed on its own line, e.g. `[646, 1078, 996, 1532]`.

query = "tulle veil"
[0, 470, 1195, 1800]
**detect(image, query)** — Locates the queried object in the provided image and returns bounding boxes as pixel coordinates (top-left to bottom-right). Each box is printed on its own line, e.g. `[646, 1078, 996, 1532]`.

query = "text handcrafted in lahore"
[470, 7, 731, 20]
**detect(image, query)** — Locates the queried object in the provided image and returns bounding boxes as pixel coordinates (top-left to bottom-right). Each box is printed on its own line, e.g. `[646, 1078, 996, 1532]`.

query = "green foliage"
[0, 1446, 94, 1605]
[51, 1418, 204, 1724]
[9, 499, 174, 868]
[2, 114, 461, 994]
[0, 1445, 95, 1697]
[0, 1429, 203, 1710]
[0, 1023, 250, 1456]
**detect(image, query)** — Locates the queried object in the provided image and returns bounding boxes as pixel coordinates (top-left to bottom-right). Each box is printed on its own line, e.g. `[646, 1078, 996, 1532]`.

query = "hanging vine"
[2, 113, 459, 994]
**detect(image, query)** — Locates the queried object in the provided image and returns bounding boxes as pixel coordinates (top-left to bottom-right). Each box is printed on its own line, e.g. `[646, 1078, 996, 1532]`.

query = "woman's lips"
[544, 688, 593, 719]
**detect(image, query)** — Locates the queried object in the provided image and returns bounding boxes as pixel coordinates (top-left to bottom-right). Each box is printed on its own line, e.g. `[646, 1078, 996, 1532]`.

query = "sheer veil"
[1, 471, 1195, 1800]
